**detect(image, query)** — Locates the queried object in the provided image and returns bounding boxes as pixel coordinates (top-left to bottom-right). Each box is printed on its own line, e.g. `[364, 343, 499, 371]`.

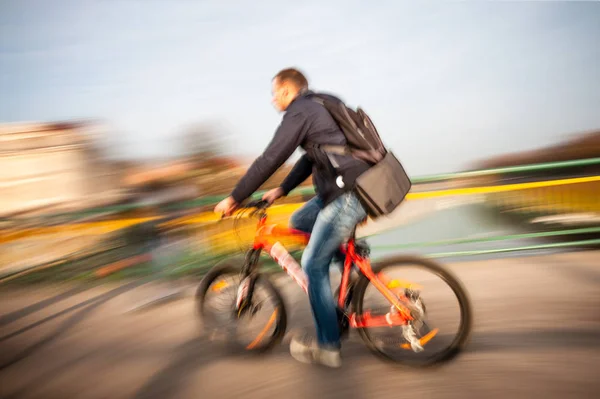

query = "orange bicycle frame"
[248, 211, 414, 328]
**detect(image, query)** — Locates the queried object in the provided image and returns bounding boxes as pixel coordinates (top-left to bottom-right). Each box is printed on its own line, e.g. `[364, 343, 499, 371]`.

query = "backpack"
[310, 94, 412, 218]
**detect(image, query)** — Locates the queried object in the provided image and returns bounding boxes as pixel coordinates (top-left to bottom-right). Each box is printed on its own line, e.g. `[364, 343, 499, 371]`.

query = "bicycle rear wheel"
[196, 259, 287, 353]
[353, 255, 472, 367]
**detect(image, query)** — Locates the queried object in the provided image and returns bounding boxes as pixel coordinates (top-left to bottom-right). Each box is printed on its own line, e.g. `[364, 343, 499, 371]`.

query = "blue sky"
[1, 0, 599, 175]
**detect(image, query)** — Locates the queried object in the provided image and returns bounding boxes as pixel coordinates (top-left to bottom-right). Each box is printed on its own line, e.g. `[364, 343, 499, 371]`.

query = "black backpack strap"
[315, 144, 351, 156]
[304, 142, 348, 171]
[308, 96, 353, 157]
[309, 95, 325, 106]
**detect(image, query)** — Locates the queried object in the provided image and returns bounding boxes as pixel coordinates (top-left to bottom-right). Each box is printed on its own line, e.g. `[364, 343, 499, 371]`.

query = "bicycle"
[196, 200, 472, 366]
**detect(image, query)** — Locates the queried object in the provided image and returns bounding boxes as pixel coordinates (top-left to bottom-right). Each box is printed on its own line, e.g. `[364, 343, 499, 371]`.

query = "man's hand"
[214, 196, 238, 216]
[262, 187, 285, 204]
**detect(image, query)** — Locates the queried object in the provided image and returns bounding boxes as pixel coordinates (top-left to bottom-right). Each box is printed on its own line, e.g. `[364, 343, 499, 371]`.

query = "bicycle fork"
[235, 249, 261, 316]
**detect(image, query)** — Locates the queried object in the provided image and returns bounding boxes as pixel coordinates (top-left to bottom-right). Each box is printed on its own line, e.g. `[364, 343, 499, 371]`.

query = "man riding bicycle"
[215, 68, 370, 368]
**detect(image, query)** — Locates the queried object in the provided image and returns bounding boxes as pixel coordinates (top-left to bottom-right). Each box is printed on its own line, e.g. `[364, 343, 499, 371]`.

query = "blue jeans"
[290, 192, 367, 349]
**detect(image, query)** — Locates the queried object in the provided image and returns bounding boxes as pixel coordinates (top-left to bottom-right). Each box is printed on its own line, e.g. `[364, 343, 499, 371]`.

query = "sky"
[1, 0, 599, 175]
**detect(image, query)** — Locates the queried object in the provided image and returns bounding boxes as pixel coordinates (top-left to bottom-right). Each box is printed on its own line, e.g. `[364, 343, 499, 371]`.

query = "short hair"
[274, 68, 309, 90]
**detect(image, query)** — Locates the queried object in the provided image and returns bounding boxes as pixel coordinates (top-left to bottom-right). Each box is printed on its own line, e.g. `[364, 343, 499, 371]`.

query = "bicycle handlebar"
[218, 199, 271, 220]
[241, 199, 271, 210]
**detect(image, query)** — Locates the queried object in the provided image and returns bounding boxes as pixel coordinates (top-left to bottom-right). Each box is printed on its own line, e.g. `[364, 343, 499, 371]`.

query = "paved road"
[1, 250, 599, 399]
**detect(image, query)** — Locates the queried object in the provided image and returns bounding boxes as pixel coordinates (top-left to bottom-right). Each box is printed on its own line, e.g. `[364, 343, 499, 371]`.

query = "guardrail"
[1, 157, 599, 284]
[2, 157, 599, 224]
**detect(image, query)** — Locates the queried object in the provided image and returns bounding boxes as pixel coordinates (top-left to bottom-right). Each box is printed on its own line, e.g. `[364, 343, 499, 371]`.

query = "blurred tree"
[180, 122, 225, 162]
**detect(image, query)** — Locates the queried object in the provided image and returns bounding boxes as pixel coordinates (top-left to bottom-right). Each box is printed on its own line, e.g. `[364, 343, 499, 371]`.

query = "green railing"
[1, 157, 599, 284]
[409, 157, 600, 183]
[2, 157, 599, 224]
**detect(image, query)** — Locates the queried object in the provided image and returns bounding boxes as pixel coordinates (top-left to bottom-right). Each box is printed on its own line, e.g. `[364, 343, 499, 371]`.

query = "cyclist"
[215, 68, 369, 368]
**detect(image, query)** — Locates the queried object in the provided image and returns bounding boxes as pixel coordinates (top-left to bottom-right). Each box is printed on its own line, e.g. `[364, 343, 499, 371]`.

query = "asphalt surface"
[1, 250, 599, 399]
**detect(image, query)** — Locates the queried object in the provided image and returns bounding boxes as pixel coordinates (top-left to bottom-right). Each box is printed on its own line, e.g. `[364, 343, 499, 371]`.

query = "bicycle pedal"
[402, 324, 424, 353]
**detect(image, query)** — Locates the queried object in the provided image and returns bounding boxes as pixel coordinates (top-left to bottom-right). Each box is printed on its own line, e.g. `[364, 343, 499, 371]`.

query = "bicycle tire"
[195, 260, 288, 353]
[352, 255, 472, 366]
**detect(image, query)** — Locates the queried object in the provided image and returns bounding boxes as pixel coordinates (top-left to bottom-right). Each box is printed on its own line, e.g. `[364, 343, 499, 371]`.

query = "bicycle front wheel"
[196, 260, 287, 353]
[353, 255, 472, 367]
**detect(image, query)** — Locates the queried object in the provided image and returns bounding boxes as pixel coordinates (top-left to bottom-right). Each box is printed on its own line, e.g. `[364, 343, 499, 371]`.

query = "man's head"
[272, 68, 309, 112]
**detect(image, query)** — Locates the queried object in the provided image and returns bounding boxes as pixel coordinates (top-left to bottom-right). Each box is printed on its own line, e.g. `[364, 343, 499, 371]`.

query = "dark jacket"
[230, 90, 370, 205]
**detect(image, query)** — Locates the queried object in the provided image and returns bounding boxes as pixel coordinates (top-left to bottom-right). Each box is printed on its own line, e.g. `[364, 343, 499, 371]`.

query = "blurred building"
[0, 122, 124, 217]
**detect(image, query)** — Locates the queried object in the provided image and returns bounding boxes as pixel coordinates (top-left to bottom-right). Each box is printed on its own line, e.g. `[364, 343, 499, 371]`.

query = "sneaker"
[290, 335, 342, 368]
